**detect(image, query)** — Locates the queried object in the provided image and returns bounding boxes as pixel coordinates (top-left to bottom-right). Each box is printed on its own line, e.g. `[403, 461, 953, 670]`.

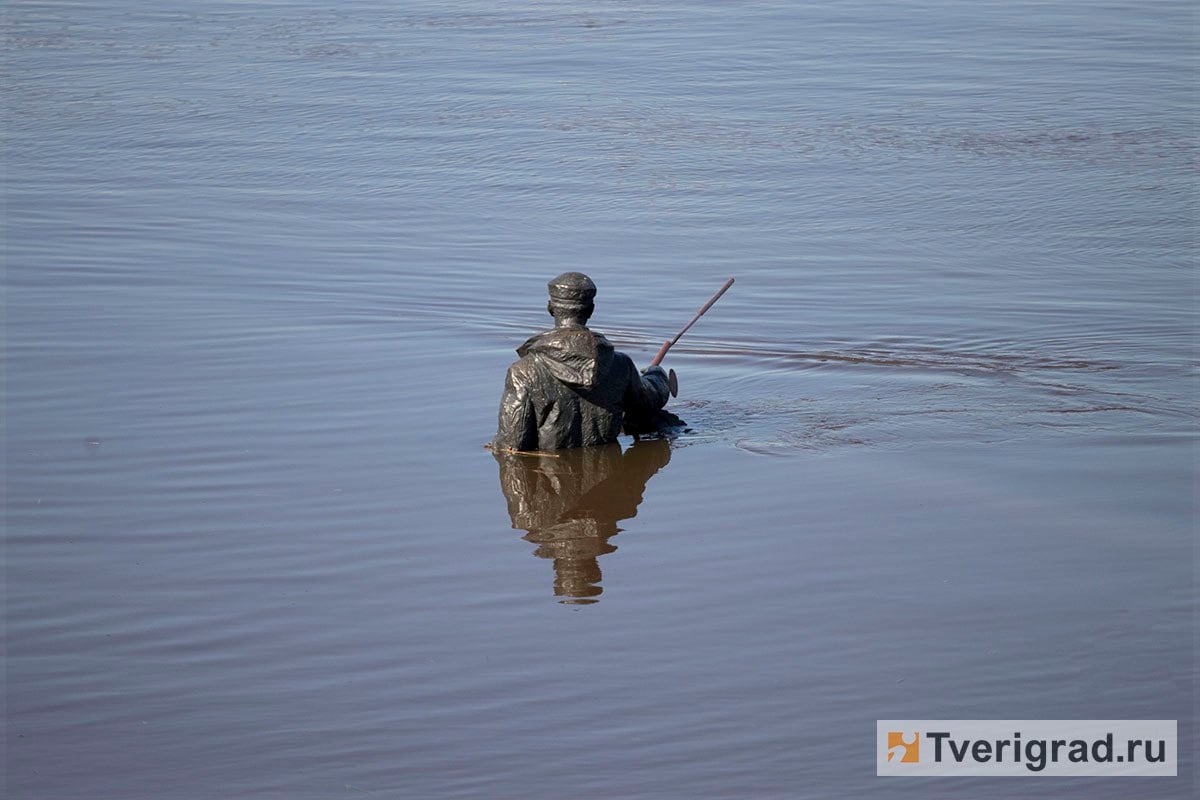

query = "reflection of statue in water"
[493, 439, 672, 604]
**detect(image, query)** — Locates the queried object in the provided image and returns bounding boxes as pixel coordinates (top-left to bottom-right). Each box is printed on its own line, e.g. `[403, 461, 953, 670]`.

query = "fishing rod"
[650, 277, 735, 397]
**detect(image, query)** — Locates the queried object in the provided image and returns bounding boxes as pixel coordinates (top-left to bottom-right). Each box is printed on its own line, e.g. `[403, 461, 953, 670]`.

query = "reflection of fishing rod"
[650, 277, 735, 397]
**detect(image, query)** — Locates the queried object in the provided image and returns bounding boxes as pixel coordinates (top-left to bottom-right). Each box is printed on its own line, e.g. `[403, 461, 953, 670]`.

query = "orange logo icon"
[887, 731, 920, 763]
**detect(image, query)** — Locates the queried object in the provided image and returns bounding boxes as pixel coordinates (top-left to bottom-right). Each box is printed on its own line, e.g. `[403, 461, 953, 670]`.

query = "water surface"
[4, 1, 1195, 798]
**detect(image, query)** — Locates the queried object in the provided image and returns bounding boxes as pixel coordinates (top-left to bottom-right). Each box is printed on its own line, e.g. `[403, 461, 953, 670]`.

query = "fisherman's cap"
[548, 272, 597, 302]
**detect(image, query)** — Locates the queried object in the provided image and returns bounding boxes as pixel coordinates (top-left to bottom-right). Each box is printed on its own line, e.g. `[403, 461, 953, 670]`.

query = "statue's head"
[547, 271, 596, 326]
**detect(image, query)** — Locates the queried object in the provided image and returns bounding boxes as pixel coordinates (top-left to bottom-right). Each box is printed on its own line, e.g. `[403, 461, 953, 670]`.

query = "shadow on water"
[493, 439, 672, 604]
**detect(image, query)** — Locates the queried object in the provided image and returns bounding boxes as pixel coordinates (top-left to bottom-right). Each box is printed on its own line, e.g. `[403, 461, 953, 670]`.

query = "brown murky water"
[5, 1, 1194, 798]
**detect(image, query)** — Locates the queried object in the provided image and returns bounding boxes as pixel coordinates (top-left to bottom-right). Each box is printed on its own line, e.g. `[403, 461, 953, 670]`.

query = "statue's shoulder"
[591, 330, 616, 349]
[517, 327, 611, 357]
[515, 329, 555, 358]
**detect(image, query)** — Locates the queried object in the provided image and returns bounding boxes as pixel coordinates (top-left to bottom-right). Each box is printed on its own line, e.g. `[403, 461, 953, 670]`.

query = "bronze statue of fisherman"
[492, 272, 676, 452]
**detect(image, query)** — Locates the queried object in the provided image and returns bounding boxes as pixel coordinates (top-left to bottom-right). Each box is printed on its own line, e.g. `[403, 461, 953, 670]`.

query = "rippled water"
[4, 1, 1195, 798]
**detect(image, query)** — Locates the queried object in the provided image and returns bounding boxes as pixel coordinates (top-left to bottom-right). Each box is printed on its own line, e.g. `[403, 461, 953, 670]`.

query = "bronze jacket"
[492, 326, 670, 451]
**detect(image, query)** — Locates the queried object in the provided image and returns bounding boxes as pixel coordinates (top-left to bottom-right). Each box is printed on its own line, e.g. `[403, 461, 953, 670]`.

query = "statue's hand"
[641, 364, 674, 399]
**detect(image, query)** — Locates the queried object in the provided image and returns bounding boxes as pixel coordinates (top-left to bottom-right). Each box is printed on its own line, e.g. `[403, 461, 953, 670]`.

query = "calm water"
[4, 1, 1195, 798]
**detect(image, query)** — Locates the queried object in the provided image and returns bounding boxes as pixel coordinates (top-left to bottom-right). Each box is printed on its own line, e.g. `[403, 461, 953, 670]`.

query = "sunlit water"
[4, 1, 1195, 798]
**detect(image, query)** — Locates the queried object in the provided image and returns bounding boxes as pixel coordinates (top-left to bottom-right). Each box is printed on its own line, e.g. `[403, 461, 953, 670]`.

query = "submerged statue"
[493, 439, 672, 603]
[492, 272, 678, 452]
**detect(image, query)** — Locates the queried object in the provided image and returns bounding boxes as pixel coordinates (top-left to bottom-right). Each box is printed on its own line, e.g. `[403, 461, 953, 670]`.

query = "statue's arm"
[622, 354, 670, 413]
[493, 363, 537, 451]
